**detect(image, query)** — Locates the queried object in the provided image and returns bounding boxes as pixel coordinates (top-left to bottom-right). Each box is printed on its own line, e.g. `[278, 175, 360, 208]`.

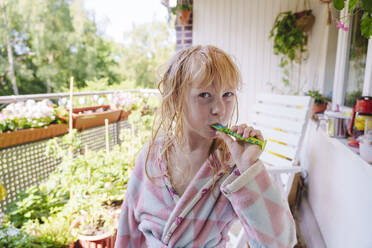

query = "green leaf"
[348, 0, 359, 12]
[334, 0, 346, 10]
[361, 12, 372, 38]
[362, 0, 372, 13]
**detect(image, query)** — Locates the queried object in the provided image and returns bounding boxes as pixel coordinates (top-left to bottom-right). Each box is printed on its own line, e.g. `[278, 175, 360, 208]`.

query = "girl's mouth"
[209, 123, 221, 131]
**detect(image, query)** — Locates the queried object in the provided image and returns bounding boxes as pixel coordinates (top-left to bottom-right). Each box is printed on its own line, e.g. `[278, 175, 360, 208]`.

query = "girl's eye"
[223, 92, 234, 97]
[199, 92, 211, 98]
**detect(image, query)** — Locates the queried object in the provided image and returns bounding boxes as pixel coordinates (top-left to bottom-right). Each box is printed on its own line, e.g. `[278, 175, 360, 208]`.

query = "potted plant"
[171, 1, 193, 25]
[71, 202, 121, 248]
[305, 90, 331, 114]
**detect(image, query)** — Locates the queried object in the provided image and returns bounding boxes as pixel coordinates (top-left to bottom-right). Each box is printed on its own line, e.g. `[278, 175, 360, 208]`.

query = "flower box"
[0, 124, 69, 149]
[118, 110, 131, 121]
[72, 105, 121, 130]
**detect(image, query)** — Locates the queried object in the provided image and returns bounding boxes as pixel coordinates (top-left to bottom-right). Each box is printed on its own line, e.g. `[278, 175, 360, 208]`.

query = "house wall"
[192, 0, 335, 123]
[175, 0, 193, 51]
[192, 0, 371, 247]
[300, 120, 372, 248]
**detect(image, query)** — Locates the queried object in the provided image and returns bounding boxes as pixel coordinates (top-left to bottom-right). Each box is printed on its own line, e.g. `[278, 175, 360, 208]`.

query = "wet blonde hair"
[145, 45, 242, 186]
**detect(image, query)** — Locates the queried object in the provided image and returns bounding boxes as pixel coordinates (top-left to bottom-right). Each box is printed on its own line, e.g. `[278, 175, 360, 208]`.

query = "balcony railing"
[0, 89, 159, 218]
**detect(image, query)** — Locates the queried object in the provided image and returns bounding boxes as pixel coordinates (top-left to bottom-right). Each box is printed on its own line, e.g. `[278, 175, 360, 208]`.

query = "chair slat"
[255, 126, 300, 147]
[256, 94, 312, 107]
[253, 103, 308, 120]
[265, 141, 297, 160]
[260, 152, 294, 167]
[251, 113, 305, 133]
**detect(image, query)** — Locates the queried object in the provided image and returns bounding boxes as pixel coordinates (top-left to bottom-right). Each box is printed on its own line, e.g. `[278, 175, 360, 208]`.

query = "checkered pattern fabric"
[115, 138, 296, 248]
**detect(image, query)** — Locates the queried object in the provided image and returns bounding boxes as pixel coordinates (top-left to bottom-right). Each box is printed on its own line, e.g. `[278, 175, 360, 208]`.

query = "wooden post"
[105, 118, 109, 154]
[69, 77, 74, 133]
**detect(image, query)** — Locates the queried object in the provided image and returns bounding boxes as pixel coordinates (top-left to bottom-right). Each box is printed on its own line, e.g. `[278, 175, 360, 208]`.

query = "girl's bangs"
[187, 49, 241, 91]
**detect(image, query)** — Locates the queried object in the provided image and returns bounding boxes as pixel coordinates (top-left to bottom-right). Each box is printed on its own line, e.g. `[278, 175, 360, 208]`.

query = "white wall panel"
[193, 0, 335, 123]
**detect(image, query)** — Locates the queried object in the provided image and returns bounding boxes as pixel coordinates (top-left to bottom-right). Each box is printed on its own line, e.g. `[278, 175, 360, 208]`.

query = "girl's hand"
[216, 124, 264, 173]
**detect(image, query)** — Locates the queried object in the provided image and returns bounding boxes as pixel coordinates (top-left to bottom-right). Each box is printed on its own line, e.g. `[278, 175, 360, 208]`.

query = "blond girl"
[115, 45, 297, 248]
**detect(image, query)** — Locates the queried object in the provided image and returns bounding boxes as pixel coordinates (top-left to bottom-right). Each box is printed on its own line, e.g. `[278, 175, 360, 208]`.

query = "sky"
[83, 0, 174, 44]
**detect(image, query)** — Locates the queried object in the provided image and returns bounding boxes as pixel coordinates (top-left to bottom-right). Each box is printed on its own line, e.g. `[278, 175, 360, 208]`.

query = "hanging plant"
[269, 10, 314, 93]
[270, 11, 310, 67]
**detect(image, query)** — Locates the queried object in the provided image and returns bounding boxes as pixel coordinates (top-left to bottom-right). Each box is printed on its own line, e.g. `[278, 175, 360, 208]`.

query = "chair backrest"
[249, 93, 313, 169]
[228, 94, 313, 248]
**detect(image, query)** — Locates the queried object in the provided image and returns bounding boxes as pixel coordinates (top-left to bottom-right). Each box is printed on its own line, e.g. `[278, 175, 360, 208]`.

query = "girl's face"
[182, 82, 236, 140]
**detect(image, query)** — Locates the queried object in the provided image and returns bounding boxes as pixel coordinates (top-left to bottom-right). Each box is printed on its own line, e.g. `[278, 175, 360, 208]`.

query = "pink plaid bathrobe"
[115, 139, 297, 248]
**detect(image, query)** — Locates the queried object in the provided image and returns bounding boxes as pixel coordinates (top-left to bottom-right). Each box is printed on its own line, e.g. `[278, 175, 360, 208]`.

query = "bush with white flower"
[110, 92, 142, 112]
[110, 91, 160, 116]
[0, 99, 68, 133]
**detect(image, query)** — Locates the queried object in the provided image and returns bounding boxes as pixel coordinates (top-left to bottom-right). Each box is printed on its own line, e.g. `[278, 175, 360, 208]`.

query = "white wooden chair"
[228, 94, 312, 248]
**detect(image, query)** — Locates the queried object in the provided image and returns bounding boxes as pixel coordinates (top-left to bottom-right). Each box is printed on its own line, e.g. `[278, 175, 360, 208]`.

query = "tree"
[119, 21, 175, 88]
[0, 0, 175, 95]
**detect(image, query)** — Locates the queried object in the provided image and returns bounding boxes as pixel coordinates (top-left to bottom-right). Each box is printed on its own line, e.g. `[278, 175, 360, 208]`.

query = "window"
[343, 9, 368, 107]
[332, 6, 371, 110]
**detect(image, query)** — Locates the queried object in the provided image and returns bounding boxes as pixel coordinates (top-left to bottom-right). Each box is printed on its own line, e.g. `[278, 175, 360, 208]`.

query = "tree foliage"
[0, 0, 175, 95]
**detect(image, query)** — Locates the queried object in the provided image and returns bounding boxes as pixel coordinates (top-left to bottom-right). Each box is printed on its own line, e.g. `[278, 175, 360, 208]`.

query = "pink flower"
[335, 20, 349, 31]
[336, 21, 344, 29]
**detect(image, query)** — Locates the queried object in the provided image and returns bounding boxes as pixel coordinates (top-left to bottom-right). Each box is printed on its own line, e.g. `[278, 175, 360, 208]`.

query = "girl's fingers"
[237, 125, 249, 135]
[243, 128, 250, 139]
[251, 130, 264, 141]
[242, 126, 253, 137]
[230, 124, 263, 141]
[237, 126, 243, 135]
[231, 126, 238, 132]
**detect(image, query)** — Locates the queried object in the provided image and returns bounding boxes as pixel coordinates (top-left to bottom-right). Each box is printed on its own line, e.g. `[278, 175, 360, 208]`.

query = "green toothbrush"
[211, 124, 267, 150]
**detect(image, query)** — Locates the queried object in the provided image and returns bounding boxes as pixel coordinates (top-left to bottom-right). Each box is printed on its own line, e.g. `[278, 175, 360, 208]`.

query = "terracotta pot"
[312, 102, 327, 114]
[178, 10, 191, 25]
[76, 231, 117, 248]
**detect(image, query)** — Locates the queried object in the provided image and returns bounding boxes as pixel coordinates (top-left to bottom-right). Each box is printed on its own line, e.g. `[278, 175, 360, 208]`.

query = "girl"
[115, 45, 297, 248]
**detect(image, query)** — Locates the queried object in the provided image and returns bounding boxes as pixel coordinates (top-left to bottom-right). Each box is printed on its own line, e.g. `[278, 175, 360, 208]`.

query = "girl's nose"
[211, 98, 225, 116]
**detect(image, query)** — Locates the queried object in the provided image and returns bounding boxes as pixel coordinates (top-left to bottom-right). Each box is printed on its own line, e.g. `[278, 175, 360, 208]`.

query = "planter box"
[0, 124, 69, 149]
[72, 105, 121, 130]
[119, 110, 131, 121]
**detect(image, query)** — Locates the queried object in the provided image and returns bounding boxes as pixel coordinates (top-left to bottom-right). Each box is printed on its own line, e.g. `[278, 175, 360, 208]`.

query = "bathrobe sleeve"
[220, 160, 297, 248]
